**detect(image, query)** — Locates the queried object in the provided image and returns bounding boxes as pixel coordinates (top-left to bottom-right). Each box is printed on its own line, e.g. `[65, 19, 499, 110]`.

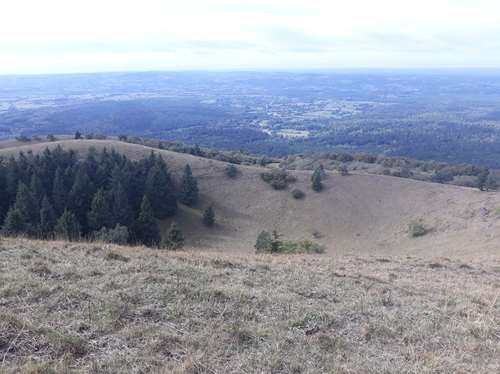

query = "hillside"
[0, 238, 499, 373]
[1, 139, 500, 259]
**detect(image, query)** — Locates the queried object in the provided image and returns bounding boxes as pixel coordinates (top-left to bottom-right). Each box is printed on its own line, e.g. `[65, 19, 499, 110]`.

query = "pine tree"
[111, 183, 133, 227]
[162, 222, 184, 250]
[202, 206, 215, 227]
[179, 164, 198, 206]
[136, 196, 161, 247]
[52, 167, 67, 216]
[15, 183, 38, 225]
[87, 189, 113, 231]
[55, 209, 81, 241]
[39, 196, 56, 238]
[311, 169, 323, 192]
[477, 169, 489, 191]
[68, 166, 95, 231]
[144, 159, 177, 218]
[74, 131, 82, 139]
[30, 172, 45, 208]
[1, 207, 25, 236]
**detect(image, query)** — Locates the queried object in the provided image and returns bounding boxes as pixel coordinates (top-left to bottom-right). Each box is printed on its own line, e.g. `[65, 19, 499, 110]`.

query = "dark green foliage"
[291, 189, 305, 199]
[15, 183, 38, 226]
[0, 147, 180, 247]
[39, 196, 56, 238]
[135, 196, 161, 247]
[311, 168, 323, 192]
[202, 206, 215, 227]
[74, 131, 82, 140]
[162, 222, 184, 250]
[179, 164, 199, 206]
[52, 168, 67, 216]
[261, 169, 294, 190]
[1, 207, 25, 236]
[477, 170, 489, 191]
[225, 164, 238, 178]
[87, 189, 113, 231]
[144, 158, 177, 218]
[255, 230, 272, 253]
[55, 209, 81, 241]
[408, 220, 430, 238]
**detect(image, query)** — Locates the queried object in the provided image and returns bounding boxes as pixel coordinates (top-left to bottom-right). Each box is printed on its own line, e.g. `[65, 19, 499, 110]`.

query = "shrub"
[202, 206, 215, 227]
[46, 134, 57, 141]
[408, 220, 430, 237]
[260, 169, 293, 190]
[338, 164, 349, 176]
[291, 189, 305, 199]
[225, 164, 238, 178]
[93, 224, 129, 245]
[255, 231, 272, 253]
[162, 223, 184, 250]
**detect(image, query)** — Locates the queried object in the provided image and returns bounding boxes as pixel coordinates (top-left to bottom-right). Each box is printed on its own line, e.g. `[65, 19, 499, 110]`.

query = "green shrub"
[225, 164, 239, 178]
[260, 169, 294, 190]
[291, 189, 305, 199]
[92, 224, 129, 245]
[408, 220, 430, 237]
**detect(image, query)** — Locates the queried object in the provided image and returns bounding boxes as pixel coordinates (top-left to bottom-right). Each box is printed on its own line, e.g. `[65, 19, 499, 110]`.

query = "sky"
[1, 0, 500, 74]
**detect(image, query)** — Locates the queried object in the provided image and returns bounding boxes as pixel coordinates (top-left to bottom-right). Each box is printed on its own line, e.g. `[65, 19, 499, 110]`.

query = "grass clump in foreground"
[255, 230, 325, 254]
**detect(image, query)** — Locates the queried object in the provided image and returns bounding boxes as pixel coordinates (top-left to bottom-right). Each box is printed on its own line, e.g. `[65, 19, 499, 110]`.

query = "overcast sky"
[1, 0, 500, 74]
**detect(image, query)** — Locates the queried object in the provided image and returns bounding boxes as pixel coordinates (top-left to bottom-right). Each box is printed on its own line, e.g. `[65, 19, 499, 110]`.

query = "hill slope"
[1, 139, 500, 259]
[0, 238, 499, 373]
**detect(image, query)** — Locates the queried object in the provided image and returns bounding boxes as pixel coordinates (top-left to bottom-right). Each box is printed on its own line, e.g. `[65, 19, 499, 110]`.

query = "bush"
[291, 189, 305, 199]
[255, 230, 324, 254]
[255, 231, 272, 253]
[338, 164, 349, 176]
[408, 220, 430, 237]
[261, 169, 293, 190]
[92, 224, 129, 245]
[162, 223, 184, 250]
[225, 164, 239, 178]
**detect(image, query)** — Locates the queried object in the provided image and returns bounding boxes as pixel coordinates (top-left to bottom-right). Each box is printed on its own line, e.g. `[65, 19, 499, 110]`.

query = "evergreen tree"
[68, 166, 95, 231]
[1, 207, 25, 236]
[52, 167, 67, 216]
[144, 159, 177, 218]
[39, 196, 56, 238]
[55, 209, 81, 241]
[179, 164, 199, 206]
[477, 169, 489, 191]
[135, 196, 161, 247]
[225, 164, 238, 178]
[15, 183, 38, 225]
[162, 222, 184, 250]
[87, 189, 113, 231]
[30, 171, 45, 207]
[202, 206, 215, 227]
[110, 183, 133, 227]
[311, 169, 323, 192]
[255, 230, 272, 253]
[74, 131, 82, 139]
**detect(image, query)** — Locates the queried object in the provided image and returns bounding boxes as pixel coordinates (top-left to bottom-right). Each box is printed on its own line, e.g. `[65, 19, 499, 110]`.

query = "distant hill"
[1, 138, 499, 259]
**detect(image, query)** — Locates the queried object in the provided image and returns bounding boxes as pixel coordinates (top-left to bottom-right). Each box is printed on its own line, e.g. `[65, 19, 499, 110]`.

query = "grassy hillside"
[0, 238, 499, 373]
[1, 139, 500, 258]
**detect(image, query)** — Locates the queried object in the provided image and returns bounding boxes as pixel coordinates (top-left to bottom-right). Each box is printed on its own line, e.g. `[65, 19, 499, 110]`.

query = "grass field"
[0, 238, 499, 373]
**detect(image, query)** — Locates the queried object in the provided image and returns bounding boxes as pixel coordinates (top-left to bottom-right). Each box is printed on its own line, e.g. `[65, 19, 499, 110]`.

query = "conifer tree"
[485, 173, 498, 191]
[144, 159, 177, 218]
[39, 196, 56, 238]
[311, 169, 323, 192]
[162, 222, 184, 250]
[179, 164, 199, 206]
[136, 196, 161, 247]
[87, 189, 113, 231]
[111, 183, 133, 227]
[30, 172, 45, 207]
[68, 166, 95, 231]
[1, 207, 25, 236]
[52, 167, 67, 216]
[15, 183, 38, 225]
[202, 206, 215, 227]
[55, 209, 81, 241]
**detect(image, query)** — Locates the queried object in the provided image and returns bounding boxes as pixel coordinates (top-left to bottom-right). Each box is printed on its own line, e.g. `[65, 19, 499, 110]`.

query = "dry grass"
[0, 238, 498, 373]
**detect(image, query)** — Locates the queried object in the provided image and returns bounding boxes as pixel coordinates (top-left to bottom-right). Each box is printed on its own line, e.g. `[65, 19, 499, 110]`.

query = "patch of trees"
[260, 169, 296, 190]
[0, 146, 195, 248]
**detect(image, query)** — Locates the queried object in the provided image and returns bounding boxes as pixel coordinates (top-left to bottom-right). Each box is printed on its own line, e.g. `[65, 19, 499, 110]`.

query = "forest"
[0, 146, 198, 247]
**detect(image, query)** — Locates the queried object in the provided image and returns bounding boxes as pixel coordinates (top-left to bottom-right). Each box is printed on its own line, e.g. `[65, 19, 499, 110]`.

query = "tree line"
[0, 146, 202, 247]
